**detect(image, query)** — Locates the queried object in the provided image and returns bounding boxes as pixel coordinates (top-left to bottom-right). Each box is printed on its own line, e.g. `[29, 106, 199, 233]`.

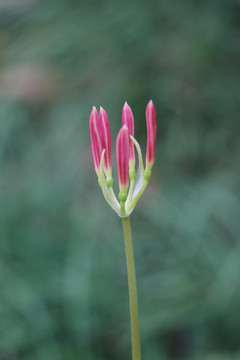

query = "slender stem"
[120, 201, 126, 215]
[121, 216, 141, 360]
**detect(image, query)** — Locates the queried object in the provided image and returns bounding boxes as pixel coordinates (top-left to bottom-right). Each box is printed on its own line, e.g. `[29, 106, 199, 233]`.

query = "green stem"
[120, 201, 126, 215]
[121, 216, 141, 360]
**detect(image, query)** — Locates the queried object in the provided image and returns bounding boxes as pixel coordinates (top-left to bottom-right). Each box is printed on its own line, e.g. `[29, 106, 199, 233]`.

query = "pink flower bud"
[116, 125, 130, 190]
[122, 102, 135, 165]
[146, 100, 157, 166]
[89, 106, 102, 174]
[99, 107, 112, 175]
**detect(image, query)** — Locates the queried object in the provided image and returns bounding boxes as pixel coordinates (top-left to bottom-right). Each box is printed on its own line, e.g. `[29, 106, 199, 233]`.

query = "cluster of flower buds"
[89, 101, 157, 217]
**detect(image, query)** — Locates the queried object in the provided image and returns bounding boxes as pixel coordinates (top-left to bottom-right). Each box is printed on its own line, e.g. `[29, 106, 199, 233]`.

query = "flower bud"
[89, 106, 102, 174]
[99, 107, 112, 176]
[122, 102, 135, 166]
[146, 100, 157, 167]
[116, 125, 130, 192]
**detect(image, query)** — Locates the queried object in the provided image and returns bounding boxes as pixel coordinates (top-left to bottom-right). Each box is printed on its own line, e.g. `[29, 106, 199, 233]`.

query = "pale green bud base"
[118, 192, 127, 202]
[144, 168, 151, 181]
[107, 176, 113, 187]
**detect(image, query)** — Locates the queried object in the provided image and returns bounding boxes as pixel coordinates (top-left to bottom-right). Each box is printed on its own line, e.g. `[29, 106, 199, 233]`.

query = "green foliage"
[0, 0, 240, 359]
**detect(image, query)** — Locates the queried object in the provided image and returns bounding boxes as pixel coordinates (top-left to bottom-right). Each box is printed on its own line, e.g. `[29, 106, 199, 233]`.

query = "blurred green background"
[0, 0, 240, 359]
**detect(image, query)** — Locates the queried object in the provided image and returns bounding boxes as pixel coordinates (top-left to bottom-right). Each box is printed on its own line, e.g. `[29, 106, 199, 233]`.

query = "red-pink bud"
[116, 125, 130, 190]
[99, 107, 111, 174]
[146, 100, 157, 166]
[89, 106, 102, 174]
[122, 102, 135, 164]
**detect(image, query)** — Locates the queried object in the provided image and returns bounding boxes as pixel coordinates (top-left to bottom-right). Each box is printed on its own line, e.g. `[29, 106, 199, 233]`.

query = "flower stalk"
[122, 216, 141, 360]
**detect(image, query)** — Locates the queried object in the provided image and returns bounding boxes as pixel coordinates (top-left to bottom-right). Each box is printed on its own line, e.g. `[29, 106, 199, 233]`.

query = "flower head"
[89, 101, 157, 217]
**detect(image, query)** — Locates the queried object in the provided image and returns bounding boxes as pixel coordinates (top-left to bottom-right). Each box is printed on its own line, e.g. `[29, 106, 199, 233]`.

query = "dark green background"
[0, 0, 240, 359]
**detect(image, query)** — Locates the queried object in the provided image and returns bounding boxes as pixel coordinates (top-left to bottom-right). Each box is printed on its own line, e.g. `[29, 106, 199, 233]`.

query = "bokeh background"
[0, 0, 240, 359]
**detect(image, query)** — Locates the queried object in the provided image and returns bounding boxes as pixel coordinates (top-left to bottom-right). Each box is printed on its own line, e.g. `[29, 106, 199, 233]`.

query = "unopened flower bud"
[89, 106, 102, 175]
[146, 100, 157, 168]
[99, 106, 112, 177]
[116, 125, 130, 193]
[122, 102, 135, 166]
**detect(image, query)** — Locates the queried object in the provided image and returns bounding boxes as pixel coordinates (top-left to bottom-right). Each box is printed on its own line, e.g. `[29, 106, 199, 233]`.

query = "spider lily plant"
[89, 100, 157, 360]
